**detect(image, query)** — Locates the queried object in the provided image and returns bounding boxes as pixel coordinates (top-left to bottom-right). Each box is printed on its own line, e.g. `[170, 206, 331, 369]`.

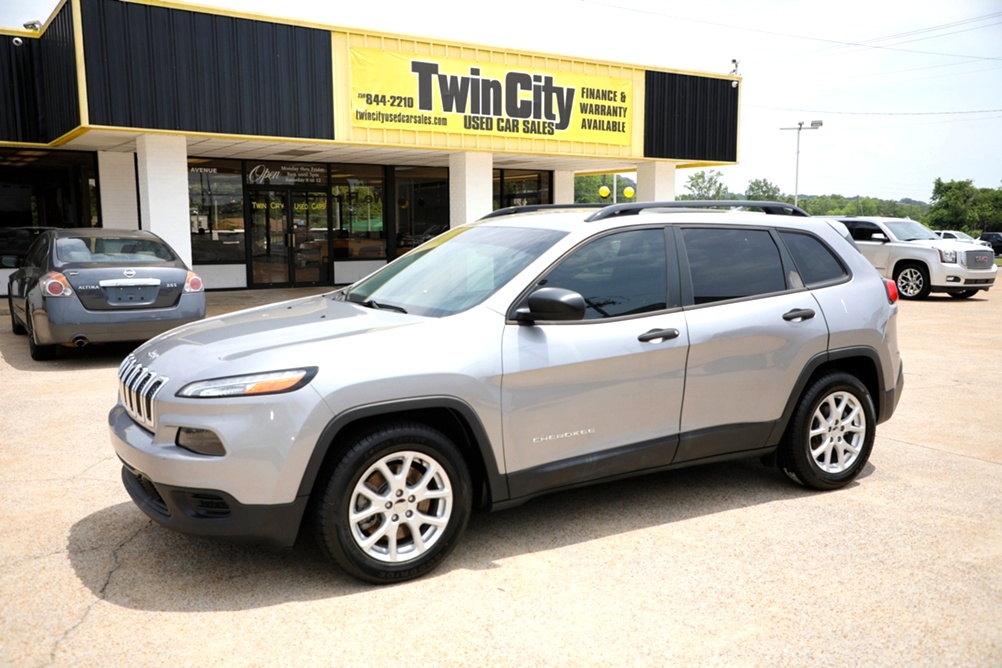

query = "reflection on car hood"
[133, 293, 425, 365]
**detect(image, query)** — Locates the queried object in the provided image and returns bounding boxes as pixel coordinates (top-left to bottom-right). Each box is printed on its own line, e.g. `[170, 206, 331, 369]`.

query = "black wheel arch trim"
[298, 396, 508, 506]
[766, 346, 895, 447]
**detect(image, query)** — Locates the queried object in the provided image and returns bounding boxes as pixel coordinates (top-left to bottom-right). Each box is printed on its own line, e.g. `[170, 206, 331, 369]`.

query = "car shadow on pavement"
[67, 459, 873, 611]
[0, 332, 136, 372]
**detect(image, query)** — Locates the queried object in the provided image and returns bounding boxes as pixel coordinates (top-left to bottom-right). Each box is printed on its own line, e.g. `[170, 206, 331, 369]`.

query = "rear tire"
[779, 372, 875, 490]
[893, 263, 930, 300]
[26, 307, 57, 361]
[9, 294, 26, 335]
[315, 421, 472, 584]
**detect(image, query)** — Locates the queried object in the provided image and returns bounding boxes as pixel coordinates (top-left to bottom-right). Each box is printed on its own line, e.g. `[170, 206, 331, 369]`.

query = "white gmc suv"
[830, 216, 997, 299]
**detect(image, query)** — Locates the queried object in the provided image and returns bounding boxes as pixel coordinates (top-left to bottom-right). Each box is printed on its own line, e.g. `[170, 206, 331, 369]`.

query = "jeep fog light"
[176, 427, 226, 456]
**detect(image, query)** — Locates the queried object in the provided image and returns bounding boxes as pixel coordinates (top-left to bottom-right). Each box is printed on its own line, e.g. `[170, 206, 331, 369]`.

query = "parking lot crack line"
[48, 520, 151, 664]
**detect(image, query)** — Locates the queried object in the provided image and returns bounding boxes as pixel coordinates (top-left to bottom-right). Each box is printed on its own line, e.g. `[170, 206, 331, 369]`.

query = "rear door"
[674, 226, 830, 462]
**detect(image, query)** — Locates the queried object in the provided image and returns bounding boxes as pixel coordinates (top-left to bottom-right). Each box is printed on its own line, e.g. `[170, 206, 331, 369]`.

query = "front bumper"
[119, 460, 306, 548]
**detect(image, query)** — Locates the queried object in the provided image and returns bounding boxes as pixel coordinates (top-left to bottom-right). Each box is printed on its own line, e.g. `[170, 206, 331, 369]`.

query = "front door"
[249, 190, 329, 287]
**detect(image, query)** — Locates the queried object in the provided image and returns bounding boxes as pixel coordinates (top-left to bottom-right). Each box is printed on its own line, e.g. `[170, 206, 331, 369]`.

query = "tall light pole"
[780, 120, 822, 206]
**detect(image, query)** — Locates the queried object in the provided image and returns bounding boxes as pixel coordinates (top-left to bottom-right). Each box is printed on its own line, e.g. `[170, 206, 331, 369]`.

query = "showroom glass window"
[331, 164, 385, 260]
[188, 159, 244, 263]
[493, 169, 552, 209]
[395, 166, 448, 257]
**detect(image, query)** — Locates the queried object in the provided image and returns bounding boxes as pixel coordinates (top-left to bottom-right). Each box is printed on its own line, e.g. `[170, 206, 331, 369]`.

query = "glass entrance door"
[249, 190, 329, 287]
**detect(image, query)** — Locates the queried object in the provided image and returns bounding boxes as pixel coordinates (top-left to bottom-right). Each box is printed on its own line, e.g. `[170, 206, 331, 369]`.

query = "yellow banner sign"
[350, 48, 633, 145]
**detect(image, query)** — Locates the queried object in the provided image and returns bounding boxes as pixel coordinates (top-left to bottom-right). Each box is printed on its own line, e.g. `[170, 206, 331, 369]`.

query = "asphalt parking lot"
[1, 287, 1000, 667]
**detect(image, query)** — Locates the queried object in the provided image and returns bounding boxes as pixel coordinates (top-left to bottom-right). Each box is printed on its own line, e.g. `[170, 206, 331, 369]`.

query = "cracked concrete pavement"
[1, 287, 1000, 666]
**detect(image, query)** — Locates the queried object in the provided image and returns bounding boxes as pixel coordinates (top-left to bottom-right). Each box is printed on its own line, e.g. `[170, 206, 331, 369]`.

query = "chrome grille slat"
[117, 354, 167, 430]
[963, 250, 994, 270]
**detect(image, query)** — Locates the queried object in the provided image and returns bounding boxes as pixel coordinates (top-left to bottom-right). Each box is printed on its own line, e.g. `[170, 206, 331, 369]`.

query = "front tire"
[315, 422, 472, 584]
[893, 262, 930, 300]
[779, 372, 875, 490]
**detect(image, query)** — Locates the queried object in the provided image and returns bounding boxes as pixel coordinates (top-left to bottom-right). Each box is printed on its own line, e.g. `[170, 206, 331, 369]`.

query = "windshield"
[885, 220, 938, 242]
[951, 231, 974, 241]
[347, 225, 566, 317]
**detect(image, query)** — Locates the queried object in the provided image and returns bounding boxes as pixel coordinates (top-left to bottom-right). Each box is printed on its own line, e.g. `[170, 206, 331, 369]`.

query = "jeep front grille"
[118, 354, 167, 430]
[963, 250, 995, 270]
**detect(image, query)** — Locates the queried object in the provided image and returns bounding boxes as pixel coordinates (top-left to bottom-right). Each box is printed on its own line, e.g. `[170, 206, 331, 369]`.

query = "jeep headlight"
[177, 368, 318, 398]
[939, 249, 957, 263]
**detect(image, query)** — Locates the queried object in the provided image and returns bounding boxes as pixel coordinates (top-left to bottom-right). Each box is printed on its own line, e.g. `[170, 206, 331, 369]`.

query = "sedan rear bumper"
[32, 292, 205, 345]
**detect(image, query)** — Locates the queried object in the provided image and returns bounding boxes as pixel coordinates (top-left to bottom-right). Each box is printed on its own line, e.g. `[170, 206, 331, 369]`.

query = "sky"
[2, 0, 1000, 203]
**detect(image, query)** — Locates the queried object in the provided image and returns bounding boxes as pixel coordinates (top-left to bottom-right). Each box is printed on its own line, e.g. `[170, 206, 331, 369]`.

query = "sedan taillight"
[184, 271, 203, 293]
[40, 272, 73, 297]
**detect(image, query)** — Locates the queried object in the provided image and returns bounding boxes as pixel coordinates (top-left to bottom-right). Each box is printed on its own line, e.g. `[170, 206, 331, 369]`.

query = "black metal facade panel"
[80, 0, 334, 139]
[36, 3, 80, 141]
[0, 36, 40, 142]
[643, 71, 738, 163]
[0, 3, 78, 143]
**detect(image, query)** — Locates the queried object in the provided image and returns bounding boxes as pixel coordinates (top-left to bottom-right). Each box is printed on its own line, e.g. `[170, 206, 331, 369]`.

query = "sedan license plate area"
[99, 278, 161, 305]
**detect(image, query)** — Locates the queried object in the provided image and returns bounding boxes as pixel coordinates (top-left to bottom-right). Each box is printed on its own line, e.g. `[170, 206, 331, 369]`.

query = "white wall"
[97, 151, 139, 230]
[449, 152, 493, 226]
[136, 134, 192, 265]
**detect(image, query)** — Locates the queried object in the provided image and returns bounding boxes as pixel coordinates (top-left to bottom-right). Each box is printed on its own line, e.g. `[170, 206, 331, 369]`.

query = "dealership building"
[1, 0, 740, 292]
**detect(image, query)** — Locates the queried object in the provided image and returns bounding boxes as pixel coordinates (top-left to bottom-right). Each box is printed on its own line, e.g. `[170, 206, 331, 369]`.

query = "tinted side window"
[780, 231, 847, 286]
[849, 222, 883, 242]
[539, 228, 667, 319]
[682, 228, 786, 304]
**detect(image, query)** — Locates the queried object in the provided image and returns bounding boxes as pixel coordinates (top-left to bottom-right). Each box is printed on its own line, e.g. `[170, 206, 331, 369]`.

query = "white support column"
[552, 170, 575, 203]
[97, 151, 139, 230]
[637, 162, 676, 201]
[136, 134, 191, 265]
[449, 151, 493, 227]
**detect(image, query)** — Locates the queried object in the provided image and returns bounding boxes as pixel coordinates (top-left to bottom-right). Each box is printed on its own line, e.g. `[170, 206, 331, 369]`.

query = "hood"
[132, 293, 427, 369]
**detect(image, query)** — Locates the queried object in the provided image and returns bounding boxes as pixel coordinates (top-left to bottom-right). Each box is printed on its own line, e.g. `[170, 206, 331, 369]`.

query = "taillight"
[884, 278, 898, 304]
[184, 271, 203, 293]
[39, 272, 73, 298]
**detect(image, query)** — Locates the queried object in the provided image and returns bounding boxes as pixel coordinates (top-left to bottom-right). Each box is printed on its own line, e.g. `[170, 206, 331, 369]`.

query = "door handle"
[782, 308, 816, 322]
[638, 328, 680, 343]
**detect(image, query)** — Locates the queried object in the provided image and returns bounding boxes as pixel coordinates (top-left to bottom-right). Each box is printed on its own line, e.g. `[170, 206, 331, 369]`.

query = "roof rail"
[479, 203, 605, 220]
[584, 200, 810, 221]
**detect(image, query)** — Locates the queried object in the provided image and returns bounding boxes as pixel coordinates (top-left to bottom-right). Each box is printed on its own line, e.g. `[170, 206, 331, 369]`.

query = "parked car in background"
[826, 216, 997, 300]
[110, 201, 904, 584]
[980, 232, 1002, 256]
[6, 228, 205, 360]
[933, 230, 993, 249]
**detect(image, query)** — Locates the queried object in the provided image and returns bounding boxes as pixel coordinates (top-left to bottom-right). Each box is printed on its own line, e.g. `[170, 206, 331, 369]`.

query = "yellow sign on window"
[350, 48, 633, 145]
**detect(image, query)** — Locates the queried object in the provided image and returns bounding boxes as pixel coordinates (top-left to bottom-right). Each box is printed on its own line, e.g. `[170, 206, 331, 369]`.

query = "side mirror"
[0, 255, 20, 268]
[515, 287, 586, 324]
[871, 233, 888, 242]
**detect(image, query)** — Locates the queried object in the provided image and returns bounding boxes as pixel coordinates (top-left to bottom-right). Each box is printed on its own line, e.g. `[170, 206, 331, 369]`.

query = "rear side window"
[780, 231, 848, 286]
[682, 228, 786, 304]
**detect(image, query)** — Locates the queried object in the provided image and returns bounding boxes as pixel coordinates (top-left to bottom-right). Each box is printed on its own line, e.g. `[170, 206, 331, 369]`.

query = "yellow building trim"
[71, 0, 89, 127]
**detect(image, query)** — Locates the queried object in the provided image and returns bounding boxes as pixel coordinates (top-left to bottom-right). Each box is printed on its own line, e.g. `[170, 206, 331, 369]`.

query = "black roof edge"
[585, 200, 810, 221]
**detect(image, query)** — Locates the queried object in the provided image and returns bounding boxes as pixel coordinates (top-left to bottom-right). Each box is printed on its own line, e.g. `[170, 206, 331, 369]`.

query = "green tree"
[679, 170, 734, 200]
[923, 179, 1002, 234]
[744, 178, 783, 201]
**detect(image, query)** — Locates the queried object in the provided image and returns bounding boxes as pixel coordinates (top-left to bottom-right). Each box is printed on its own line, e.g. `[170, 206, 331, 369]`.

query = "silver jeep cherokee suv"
[110, 201, 904, 583]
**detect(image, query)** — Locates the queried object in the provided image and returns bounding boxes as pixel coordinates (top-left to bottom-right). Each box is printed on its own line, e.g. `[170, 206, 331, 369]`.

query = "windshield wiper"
[353, 298, 408, 313]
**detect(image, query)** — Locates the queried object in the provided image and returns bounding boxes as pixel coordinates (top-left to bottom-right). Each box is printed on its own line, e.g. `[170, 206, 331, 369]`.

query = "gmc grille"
[118, 354, 167, 430]
[963, 250, 995, 270]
